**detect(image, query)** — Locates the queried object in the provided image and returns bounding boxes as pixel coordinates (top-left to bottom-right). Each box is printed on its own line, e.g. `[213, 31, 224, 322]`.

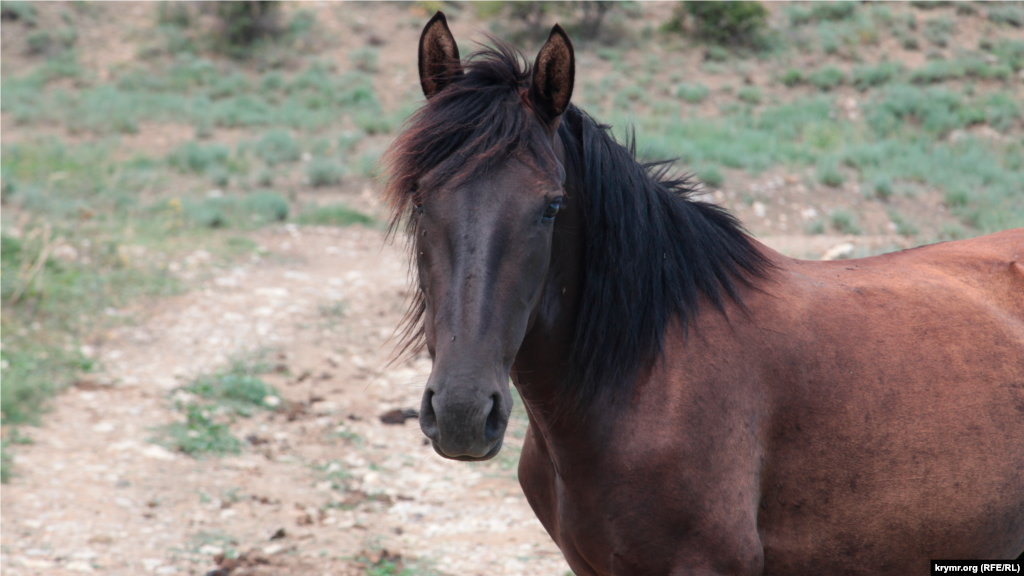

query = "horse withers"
[382, 12, 1024, 575]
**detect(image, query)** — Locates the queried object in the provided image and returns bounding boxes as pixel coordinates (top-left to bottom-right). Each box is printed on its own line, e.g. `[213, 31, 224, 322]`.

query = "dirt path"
[0, 224, 569, 576]
[0, 198, 910, 576]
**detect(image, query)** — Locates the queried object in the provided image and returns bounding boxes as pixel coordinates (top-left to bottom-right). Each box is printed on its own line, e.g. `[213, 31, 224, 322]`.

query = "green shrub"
[910, 1, 944, 9]
[873, 176, 894, 200]
[992, 39, 1024, 72]
[25, 31, 52, 55]
[910, 59, 964, 84]
[817, 159, 846, 187]
[676, 82, 710, 103]
[944, 186, 970, 207]
[306, 158, 345, 187]
[297, 204, 373, 226]
[211, 1, 282, 57]
[696, 166, 724, 189]
[784, 5, 814, 26]
[782, 68, 804, 87]
[678, 1, 769, 47]
[243, 191, 289, 223]
[808, 66, 845, 91]
[156, 1, 192, 27]
[737, 86, 762, 105]
[865, 85, 966, 137]
[830, 210, 861, 234]
[184, 361, 280, 416]
[887, 209, 918, 237]
[255, 130, 301, 166]
[923, 17, 955, 48]
[168, 141, 230, 174]
[811, 2, 857, 22]
[349, 47, 379, 73]
[852, 61, 901, 91]
[987, 4, 1024, 28]
[1, 1, 38, 25]
[158, 404, 241, 456]
[805, 219, 826, 235]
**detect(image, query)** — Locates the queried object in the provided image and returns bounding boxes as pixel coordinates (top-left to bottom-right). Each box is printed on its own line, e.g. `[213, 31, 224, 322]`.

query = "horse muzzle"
[419, 378, 510, 461]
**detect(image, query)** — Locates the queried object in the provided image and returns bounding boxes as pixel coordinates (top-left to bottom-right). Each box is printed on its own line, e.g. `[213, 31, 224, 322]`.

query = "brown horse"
[383, 13, 1024, 575]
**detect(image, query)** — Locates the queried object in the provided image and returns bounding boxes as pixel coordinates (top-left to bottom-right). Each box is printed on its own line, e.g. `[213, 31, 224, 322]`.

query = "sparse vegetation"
[830, 210, 861, 235]
[298, 204, 374, 227]
[672, 1, 769, 48]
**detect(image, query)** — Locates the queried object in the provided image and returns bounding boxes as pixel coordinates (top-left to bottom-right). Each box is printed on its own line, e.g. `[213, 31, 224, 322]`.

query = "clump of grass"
[737, 86, 762, 105]
[158, 404, 242, 456]
[349, 46, 379, 73]
[817, 159, 846, 187]
[169, 141, 230, 174]
[923, 17, 955, 48]
[986, 4, 1024, 28]
[673, 2, 769, 48]
[910, 1, 945, 8]
[852, 61, 901, 91]
[944, 186, 970, 208]
[1, 1, 38, 25]
[245, 191, 289, 222]
[182, 192, 290, 229]
[805, 219, 826, 235]
[887, 209, 918, 237]
[830, 210, 861, 235]
[297, 204, 373, 226]
[872, 176, 894, 201]
[696, 165, 724, 189]
[785, 5, 814, 26]
[306, 158, 345, 187]
[808, 66, 845, 91]
[676, 83, 710, 103]
[183, 360, 280, 417]
[255, 129, 301, 166]
[781, 68, 804, 87]
[811, 2, 857, 22]
[1, 440, 12, 483]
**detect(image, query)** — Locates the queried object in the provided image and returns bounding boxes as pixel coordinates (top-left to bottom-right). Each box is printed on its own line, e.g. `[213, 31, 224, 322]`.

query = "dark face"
[415, 135, 566, 460]
[408, 12, 575, 461]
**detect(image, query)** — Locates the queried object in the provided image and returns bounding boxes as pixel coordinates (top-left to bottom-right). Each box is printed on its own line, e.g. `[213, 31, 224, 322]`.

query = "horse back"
[745, 228, 1024, 570]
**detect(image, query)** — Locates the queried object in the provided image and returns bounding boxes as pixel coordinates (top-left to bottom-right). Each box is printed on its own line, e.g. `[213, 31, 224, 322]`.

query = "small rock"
[268, 527, 287, 541]
[66, 560, 95, 572]
[752, 201, 767, 218]
[198, 545, 223, 556]
[822, 243, 856, 261]
[380, 409, 418, 425]
[263, 543, 286, 556]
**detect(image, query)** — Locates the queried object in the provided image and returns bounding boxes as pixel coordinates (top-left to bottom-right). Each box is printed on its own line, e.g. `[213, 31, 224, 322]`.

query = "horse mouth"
[429, 438, 504, 462]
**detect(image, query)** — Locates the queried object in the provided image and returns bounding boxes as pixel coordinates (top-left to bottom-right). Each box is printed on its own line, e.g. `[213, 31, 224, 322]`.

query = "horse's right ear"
[529, 24, 575, 125]
[418, 12, 463, 99]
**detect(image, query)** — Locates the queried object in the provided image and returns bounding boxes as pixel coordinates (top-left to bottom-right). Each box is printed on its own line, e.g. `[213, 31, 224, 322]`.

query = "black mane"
[556, 106, 772, 409]
[384, 40, 773, 410]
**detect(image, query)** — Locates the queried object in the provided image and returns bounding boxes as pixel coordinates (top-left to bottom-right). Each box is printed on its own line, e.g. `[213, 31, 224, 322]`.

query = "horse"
[382, 12, 1024, 575]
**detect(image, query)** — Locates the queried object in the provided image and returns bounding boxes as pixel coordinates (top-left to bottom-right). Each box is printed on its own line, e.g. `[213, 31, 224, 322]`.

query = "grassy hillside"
[2, 1, 1022, 479]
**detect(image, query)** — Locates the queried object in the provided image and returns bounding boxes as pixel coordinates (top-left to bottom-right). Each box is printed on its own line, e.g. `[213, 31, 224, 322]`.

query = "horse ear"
[418, 12, 463, 99]
[529, 24, 575, 124]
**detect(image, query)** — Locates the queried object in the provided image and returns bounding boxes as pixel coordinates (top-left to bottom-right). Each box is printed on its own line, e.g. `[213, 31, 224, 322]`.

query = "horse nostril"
[420, 389, 439, 442]
[483, 393, 505, 444]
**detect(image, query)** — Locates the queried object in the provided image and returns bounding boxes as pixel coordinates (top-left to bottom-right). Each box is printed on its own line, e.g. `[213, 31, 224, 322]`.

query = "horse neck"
[510, 164, 591, 442]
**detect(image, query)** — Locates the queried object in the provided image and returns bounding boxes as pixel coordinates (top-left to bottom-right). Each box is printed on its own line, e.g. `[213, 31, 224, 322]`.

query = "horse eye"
[542, 200, 561, 220]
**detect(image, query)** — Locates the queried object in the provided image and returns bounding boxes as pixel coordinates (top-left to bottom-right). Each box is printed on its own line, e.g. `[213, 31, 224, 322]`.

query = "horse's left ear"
[529, 24, 575, 124]
[418, 11, 463, 99]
